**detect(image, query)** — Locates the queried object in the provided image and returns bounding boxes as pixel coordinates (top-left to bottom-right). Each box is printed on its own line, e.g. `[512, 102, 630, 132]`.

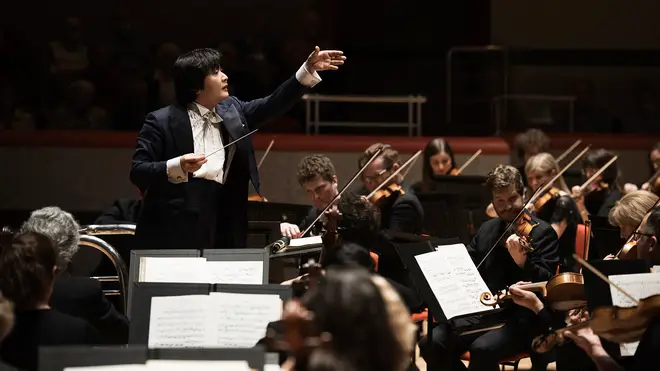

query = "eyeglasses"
[362, 168, 389, 183]
[631, 231, 654, 241]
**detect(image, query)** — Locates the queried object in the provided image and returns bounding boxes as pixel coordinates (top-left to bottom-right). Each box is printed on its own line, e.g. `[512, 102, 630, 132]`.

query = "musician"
[420, 165, 559, 371]
[411, 138, 457, 193]
[525, 153, 581, 272]
[572, 149, 622, 220]
[629, 205, 660, 260]
[20, 207, 129, 344]
[0, 232, 99, 371]
[280, 154, 339, 238]
[358, 143, 424, 234]
[279, 266, 416, 371]
[130, 47, 345, 250]
[608, 190, 658, 239]
[641, 141, 660, 194]
[514, 129, 550, 188]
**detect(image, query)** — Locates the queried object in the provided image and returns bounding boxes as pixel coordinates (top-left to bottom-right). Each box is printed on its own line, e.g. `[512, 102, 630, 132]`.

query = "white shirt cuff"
[166, 157, 188, 183]
[296, 63, 322, 88]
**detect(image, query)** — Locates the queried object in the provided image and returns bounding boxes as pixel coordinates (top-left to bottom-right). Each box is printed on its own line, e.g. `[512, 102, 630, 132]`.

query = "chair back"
[574, 221, 591, 268]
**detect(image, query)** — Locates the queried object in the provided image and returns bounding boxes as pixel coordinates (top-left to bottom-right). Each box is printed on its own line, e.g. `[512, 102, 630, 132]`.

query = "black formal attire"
[379, 183, 424, 234]
[585, 188, 622, 218]
[0, 309, 99, 371]
[535, 194, 581, 273]
[131, 71, 317, 250]
[421, 211, 559, 371]
[50, 272, 129, 344]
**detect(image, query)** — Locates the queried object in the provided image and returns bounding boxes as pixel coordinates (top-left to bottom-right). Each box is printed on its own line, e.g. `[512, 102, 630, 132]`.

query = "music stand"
[247, 221, 283, 249]
[152, 347, 266, 371]
[39, 345, 148, 371]
[127, 249, 201, 317]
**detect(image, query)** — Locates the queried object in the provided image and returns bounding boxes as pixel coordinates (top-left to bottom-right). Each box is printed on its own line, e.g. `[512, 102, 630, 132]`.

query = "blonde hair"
[524, 152, 570, 193]
[370, 275, 416, 371]
[609, 190, 659, 228]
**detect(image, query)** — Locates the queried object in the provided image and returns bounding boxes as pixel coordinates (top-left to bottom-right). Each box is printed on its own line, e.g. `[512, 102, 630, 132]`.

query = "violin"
[615, 240, 638, 260]
[448, 149, 482, 176]
[650, 176, 660, 196]
[532, 187, 561, 214]
[449, 168, 460, 176]
[510, 212, 537, 253]
[319, 206, 342, 267]
[532, 294, 660, 353]
[480, 272, 585, 312]
[367, 183, 405, 207]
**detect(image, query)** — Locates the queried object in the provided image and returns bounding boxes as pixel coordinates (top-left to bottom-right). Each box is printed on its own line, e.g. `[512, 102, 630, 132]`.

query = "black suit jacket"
[380, 190, 424, 234]
[130, 74, 308, 250]
[466, 212, 559, 293]
[50, 273, 129, 344]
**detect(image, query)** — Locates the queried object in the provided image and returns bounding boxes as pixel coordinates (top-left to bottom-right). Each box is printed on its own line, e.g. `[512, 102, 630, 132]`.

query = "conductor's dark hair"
[173, 48, 222, 106]
[0, 232, 58, 310]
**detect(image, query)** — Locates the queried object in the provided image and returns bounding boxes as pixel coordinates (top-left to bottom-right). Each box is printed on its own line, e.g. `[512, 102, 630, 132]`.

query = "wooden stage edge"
[1, 130, 659, 154]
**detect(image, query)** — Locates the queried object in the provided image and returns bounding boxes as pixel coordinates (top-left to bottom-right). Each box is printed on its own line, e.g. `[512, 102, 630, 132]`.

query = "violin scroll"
[479, 291, 500, 307]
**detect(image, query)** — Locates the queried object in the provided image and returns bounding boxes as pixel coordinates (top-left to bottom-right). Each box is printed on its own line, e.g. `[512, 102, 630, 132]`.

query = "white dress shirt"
[166, 63, 321, 184]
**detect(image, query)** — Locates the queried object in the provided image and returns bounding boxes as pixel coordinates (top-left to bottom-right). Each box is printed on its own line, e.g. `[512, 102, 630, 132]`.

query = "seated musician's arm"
[549, 195, 576, 238]
[524, 225, 559, 281]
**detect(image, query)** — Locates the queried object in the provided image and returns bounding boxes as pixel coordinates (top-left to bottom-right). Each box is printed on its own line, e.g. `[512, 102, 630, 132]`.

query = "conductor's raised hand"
[180, 153, 207, 173]
[305, 46, 346, 73]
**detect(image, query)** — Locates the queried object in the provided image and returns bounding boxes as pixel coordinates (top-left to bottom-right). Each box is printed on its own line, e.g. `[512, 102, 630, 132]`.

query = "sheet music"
[209, 292, 283, 347]
[145, 360, 251, 371]
[652, 265, 660, 273]
[206, 261, 263, 284]
[148, 295, 214, 348]
[139, 257, 210, 283]
[416, 244, 495, 320]
[289, 236, 322, 248]
[609, 272, 660, 356]
[64, 366, 146, 371]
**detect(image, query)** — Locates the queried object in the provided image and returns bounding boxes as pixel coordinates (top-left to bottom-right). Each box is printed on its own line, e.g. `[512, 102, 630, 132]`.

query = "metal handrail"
[80, 224, 136, 236]
[446, 45, 509, 126]
[79, 234, 130, 314]
[302, 94, 428, 103]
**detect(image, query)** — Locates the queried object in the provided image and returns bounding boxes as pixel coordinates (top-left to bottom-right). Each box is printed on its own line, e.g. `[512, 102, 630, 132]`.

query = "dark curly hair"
[297, 155, 336, 185]
[336, 192, 380, 251]
[0, 231, 58, 310]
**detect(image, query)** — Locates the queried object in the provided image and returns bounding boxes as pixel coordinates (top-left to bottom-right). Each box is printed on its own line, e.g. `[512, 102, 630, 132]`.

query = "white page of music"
[415, 244, 495, 320]
[289, 235, 322, 248]
[64, 366, 147, 371]
[206, 260, 263, 284]
[148, 295, 214, 348]
[652, 265, 660, 273]
[208, 292, 283, 348]
[145, 360, 251, 371]
[139, 257, 210, 283]
[608, 272, 660, 356]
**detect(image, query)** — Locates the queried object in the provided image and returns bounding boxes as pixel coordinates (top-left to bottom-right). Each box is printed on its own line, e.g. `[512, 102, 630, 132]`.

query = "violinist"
[280, 155, 339, 238]
[358, 143, 424, 234]
[572, 149, 622, 220]
[607, 190, 658, 241]
[641, 141, 660, 195]
[514, 129, 551, 189]
[525, 153, 582, 272]
[420, 165, 559, 371]
[411, 138, 457, 193]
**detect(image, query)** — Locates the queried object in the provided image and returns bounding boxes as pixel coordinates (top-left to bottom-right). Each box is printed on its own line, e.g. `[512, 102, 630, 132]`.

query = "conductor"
[130, 46, 345, 250]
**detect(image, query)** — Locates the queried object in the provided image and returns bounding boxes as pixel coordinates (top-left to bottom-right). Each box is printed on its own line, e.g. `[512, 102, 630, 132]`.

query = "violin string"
[365, 150, 422, 199]
[476, 182, 548, 269]
[299, 146, 386, 238]
[206, 129, 259, 158]
[573, 254, 640, 305]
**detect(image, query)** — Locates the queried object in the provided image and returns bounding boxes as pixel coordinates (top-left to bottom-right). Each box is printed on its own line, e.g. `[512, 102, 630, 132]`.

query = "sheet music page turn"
[206, 260, 263, 284]
[415, 244, 495, 320]
[208, 292, 282, 347]
[608, 272, 660, 356]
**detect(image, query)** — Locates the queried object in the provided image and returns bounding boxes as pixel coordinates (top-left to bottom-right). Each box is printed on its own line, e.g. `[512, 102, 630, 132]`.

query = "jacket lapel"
[216, 104, 244, 141]
[169, 105, 194, 155]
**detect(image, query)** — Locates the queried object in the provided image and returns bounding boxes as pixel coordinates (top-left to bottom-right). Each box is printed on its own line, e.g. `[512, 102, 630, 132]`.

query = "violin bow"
[453, 149, 483, 176]
[527, 146, 591, 206]
[257, 139, 275, 170]
[476, 181, 547, 269]
[573, 254, 640, 305]
[555, 140, 582, 163]
[614, 197, 660, 259]
[299, 146, 386, 238]
[365, 150, 422, 200]
[206, 129, 259, 158]
[577, 155, 618, 194]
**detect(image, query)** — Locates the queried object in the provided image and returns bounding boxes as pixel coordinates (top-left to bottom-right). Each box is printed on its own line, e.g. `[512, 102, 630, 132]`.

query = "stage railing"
[302, 94, 427, 136]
